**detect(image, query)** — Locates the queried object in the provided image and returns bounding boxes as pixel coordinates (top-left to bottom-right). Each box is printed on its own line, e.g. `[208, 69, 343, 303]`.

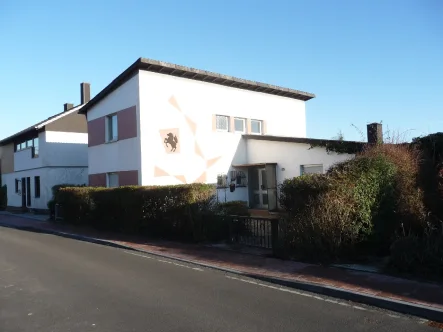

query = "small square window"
[107, 173, 119, 188]
[26, 139, 33, 148]
[216, 115, 229, 131]
[107, 114, 118, 142]
[16, 144, 21, 151]
[34, 176, 41, 198]
[251, 120, 262, 134]
[234, 118, 245, 133]
[20, 142, 26, 150]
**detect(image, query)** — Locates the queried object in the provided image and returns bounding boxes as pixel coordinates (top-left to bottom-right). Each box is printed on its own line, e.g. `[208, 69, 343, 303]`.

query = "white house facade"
[0, 83, 90, 211]
[82, 58, 359, 211]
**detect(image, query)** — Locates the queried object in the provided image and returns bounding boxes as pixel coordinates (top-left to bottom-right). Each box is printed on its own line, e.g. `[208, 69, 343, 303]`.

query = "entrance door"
[26, 177, 31, 207]
[252, 168, 268, 209]
[21, 177, 26, 208]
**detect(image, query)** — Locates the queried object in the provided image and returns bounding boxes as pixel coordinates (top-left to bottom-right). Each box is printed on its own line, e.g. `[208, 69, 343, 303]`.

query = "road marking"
[124, 251, 203, 271]
[226, 276, 362, 310]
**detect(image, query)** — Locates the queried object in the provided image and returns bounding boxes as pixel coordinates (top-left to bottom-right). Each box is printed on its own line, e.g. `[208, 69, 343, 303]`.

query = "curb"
[1, 222, 443, 323]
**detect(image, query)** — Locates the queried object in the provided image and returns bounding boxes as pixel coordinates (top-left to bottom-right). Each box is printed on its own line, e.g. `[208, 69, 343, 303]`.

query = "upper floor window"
[216, 115, 229, 131]
[234, 118, 245, 133]
[106, 114, 118, 142]
[251, 120, 262, 134]
[15, 136, 39, 158]
[32, 137, 39, 158]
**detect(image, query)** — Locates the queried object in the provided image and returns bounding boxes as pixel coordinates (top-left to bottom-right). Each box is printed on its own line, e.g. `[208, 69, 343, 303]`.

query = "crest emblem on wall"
[159, 128, 180, 153]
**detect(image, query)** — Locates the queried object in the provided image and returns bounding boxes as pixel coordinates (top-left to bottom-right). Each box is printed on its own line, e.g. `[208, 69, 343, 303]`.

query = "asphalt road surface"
[0, 226, 438, 332]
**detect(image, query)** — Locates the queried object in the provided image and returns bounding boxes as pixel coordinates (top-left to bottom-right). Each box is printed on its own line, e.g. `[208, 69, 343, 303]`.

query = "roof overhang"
[80, 58, 315, 115]
[0, 104, 84, 146]
[232, 162, 277, 168]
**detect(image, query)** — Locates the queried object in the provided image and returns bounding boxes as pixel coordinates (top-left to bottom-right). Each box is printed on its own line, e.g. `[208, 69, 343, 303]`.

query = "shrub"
[216, 201, 250, 216]
[279, 143, 428, 261]
[0, 185, 7, 210]
[55, 184, 218, 242]
[48, 183, 86, 219]
[389, 233, 443, 279]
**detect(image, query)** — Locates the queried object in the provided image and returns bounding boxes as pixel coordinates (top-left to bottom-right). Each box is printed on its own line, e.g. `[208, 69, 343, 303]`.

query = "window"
[32, 137, 39, 158]
[107, 173, 119, 188]
[215, 115, 229, 131]
[301, 164, 323, 175]
[15, 179, 19, 193]
[34, 176, 40, 198]
[107, 114, 118, 142]
[216, 174, 227, 188]
[20, 142, 26, 150]
[16, 143, 21, 151]
[251, 120, 262, 134]
[234, 118, 245, 133]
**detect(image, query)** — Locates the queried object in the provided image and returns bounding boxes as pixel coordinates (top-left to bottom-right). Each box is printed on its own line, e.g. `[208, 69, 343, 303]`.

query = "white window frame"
[215, 115, 229, 132]
[250, 119, 262, 134]
[106, 114, 118, 142]
[234, 118, 246, 133]
[106, 173, 119, 188]
[301, 164, 324, 175]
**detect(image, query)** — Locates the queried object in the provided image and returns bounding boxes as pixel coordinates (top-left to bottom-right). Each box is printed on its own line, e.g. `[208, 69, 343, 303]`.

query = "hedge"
[55, 184, 227, 242]
[279, 143, 427, 261]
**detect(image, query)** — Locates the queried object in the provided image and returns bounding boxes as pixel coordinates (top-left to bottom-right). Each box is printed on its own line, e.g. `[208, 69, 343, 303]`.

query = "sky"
[0, 0, 442, 142]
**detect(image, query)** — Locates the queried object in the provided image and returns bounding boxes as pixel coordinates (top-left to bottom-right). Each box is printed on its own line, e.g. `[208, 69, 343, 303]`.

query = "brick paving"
[1, 212, 443, 311]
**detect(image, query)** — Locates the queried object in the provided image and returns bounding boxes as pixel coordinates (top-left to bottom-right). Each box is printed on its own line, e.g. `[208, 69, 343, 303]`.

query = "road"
[0, 226, 437, 332]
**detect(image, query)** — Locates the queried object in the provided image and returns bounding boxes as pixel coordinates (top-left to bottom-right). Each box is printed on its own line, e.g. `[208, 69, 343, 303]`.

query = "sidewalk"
[1, 212, 443, 323]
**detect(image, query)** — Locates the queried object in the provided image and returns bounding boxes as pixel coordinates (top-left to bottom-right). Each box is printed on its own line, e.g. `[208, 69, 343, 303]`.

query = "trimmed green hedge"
[55, 184, 225, 242]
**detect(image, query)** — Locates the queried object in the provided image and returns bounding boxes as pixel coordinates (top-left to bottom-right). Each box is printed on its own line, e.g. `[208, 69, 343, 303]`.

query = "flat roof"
[80, 58, 315, 114]
[243, 134, 365, 150]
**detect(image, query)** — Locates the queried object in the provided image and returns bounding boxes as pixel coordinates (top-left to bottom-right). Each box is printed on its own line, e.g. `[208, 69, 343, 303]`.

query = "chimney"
[80, 82, 91, 104]
[367, 123, 383, 144]
[64, 103, 74, 112]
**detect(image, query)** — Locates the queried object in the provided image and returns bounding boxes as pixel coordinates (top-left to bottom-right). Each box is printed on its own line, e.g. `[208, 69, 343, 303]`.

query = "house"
[0, 83, 91, 212]
[80, 57, 362, 211]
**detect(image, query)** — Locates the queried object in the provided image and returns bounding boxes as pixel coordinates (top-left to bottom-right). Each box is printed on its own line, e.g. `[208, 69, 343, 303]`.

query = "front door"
[252, 168, 268, 209]
[21, 177, 26, 208]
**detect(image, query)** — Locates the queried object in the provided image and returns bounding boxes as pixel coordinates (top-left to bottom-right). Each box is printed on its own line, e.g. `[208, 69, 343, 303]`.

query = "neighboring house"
[79, 58, 362, 211]
[0, 83, 90, 212]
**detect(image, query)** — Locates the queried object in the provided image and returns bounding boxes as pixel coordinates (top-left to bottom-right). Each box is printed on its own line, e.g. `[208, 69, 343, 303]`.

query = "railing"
[230, 216, 277, 249]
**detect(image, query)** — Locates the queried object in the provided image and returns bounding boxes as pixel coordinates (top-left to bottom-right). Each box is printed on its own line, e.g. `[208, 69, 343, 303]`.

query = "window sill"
[105, 139, 119, 144]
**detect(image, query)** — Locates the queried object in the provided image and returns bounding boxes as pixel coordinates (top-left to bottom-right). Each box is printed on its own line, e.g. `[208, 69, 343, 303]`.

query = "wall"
[245, 139, 354, 183]
[138, 70, 304, 186]
[0, 143, 14, 174]
[42, 131, 88, 167]
[87, 74, 141, 181]
[14, 146, 43, 172]
[2, 167, 88, 209]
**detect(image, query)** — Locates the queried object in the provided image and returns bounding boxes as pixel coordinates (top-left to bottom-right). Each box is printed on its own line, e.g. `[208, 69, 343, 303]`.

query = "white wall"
[2, 167, 88, 210]
[88, 139, 140, 174]
[42, 131, 88, 167]
[138, 70, 302, 186]
[245, 139, 354, 184]
[87, 74, 141, 179]
[14, 147, 42, 172]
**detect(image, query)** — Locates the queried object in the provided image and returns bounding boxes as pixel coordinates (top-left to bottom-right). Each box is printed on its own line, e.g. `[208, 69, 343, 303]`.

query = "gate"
[230, 216, 277, 249]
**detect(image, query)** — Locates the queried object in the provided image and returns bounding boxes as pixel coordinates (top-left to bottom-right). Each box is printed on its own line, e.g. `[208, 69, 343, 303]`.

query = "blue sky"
[0, 0, 442, 142]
